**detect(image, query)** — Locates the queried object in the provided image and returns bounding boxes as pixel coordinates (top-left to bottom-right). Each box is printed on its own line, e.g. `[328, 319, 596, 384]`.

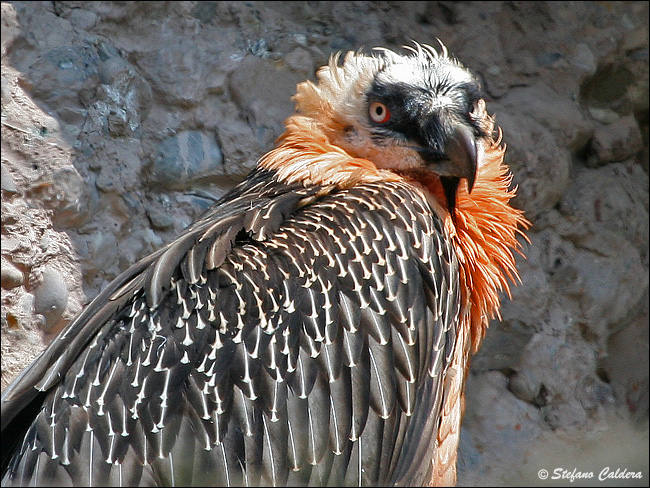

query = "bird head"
[280, 42, 489, 216]
[261, 42, 529, 353]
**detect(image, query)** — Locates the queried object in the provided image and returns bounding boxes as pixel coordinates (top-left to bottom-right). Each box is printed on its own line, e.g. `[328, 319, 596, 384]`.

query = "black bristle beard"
[440, 176, 460, 223]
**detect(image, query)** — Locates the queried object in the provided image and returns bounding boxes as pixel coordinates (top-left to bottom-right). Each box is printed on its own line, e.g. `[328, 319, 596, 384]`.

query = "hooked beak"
[414, 123, 478, 218]
[414, 124, 478, 192]
[444, 124, 477, 193]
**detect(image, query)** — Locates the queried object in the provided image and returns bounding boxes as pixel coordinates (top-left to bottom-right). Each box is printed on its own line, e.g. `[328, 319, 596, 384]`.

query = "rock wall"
[1, 1, 648, 484]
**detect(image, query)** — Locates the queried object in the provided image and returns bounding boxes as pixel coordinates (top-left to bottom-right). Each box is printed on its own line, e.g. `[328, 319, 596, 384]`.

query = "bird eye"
[369, 102, 391, 124]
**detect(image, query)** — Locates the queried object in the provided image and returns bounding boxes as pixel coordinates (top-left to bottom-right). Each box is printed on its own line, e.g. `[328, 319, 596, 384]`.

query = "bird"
[1, 42, 528, 487]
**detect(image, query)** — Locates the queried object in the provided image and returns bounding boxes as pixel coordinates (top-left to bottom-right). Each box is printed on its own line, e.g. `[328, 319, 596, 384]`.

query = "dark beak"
[415, 124, 478, 191]
[443, 124, 477, 193]
[414, 124, 478, 219]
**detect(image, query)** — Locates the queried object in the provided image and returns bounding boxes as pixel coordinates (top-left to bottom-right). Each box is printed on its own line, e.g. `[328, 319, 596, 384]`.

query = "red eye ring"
[369, 102, 390, 124]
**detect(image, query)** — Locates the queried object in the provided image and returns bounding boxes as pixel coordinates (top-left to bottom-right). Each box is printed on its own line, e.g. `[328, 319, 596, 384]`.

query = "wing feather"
[1, 174, 460, 487]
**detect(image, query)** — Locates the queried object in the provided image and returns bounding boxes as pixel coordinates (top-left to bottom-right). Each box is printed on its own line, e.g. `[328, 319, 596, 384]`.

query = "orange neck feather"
[259, 114, 402, 188]
[259, 115, 529, 353]
[450, 135, 530, 352]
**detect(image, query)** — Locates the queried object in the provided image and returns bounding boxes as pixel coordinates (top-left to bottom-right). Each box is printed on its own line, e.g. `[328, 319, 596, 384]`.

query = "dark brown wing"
[1, 169, 460, 487]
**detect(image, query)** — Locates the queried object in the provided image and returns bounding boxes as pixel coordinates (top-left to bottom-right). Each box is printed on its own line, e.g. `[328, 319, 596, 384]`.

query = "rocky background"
[1, 1, 648, 485]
